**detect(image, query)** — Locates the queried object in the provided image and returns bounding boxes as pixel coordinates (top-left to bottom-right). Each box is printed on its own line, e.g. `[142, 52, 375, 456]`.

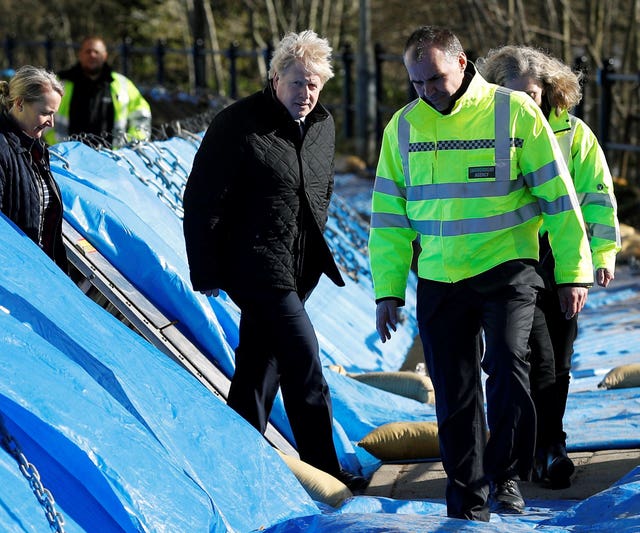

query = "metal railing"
[2, 37, 638, 169]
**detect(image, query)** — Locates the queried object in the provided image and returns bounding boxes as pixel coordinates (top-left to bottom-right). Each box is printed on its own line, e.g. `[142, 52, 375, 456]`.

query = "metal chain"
[0, 412, 66, 532]
[54, 135, 373, 284]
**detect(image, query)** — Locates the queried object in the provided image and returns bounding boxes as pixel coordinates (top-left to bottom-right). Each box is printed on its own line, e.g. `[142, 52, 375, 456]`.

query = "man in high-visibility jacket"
[46, 36, 151, 148]
[369, 26, 593, 521]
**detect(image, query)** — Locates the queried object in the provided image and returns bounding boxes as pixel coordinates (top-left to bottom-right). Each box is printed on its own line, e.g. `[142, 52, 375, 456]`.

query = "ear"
[458, 52, 467, 72]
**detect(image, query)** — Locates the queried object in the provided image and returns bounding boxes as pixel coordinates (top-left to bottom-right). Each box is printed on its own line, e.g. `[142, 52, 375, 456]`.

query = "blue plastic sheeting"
[570, 283, 640, 392]
[51, 141, 240, 378]
[0, 133, 638, 530]
[540, 466, 640, 531]
[262, 503, 581, 532]
[325, 370, 436, 476]
[0, 215, 320, 532]
[261, 513, 544, 532]
[264, 468, 640, 532]
[50, 140, 419, 476]
[560, 280, 640, 452]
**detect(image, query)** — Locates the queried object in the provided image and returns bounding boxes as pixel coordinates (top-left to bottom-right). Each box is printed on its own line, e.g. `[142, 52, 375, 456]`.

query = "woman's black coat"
[0, 112, 67, 271]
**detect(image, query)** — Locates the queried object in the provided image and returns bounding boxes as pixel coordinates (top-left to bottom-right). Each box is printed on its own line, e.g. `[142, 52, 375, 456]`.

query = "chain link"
[0, 413, 66, 532]
[56, 132, 374, 285]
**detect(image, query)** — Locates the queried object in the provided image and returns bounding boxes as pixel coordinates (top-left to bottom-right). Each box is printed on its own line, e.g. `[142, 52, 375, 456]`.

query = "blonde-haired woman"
[0, 65, 67, 270]
[478, 45, 621, 488]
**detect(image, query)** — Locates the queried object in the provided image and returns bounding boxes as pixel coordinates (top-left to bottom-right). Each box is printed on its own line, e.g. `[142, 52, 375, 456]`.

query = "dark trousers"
[529, 288, 578, 449]
[226, 287, 341, 475]
[417, 269, 537, 521]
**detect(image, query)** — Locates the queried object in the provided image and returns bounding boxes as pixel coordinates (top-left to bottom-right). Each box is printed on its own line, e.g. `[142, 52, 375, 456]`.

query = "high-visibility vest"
[548, 107, 621, 272]
[46, 72, 151, 147]
[369, 72, 593, 301]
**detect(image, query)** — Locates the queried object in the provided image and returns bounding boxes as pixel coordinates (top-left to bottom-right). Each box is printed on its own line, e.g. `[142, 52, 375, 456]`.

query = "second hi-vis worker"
[46, 36, 151, 148]
[477, 44, 621, 490]
[369, 26, 593, 522]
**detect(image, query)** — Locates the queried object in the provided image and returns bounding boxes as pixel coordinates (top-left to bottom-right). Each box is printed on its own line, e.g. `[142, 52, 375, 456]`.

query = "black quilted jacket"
[183, 86, 344, 294]
[0, 112, 67, 271]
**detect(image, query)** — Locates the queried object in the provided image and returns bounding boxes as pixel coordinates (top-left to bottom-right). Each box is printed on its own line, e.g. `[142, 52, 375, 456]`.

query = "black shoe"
[546, 443, 574, 489]
[335, 469, 369, 492]
[489, 479, 525, 514]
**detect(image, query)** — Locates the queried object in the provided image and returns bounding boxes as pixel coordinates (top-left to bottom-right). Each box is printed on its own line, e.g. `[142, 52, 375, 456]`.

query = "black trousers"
[417, 264, 538, 521]
[529, 287, 579, 449]
[225, 287, 341, 475]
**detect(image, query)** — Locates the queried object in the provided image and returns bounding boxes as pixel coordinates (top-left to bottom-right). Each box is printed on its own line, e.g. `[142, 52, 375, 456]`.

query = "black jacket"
[0, 112, 67, 271]
[183, 86, 344, 294]
[58, 63, 115, 143]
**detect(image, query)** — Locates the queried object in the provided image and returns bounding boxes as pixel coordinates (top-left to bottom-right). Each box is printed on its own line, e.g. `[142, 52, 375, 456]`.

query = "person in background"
[369, 26, 593, 520]
[46, 36, 151, 147]
[0, 65, 67, 271]
[182, 30, 368, 492]
[477, 45, 621, 489]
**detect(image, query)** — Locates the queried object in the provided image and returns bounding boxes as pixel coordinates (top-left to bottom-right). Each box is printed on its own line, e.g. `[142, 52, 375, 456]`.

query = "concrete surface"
[365, 449, 640, 503]
[376, 265, 640, 506]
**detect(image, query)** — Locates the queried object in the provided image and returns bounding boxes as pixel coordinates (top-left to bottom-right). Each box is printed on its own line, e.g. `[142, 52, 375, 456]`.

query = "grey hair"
[268, 30, 334, 85]
[476, 45, 582, 111]
[0, 65, 64, 111]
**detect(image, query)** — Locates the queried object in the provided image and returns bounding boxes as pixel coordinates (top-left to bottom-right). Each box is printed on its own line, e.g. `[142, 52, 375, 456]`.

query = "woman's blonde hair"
[0, 65, 64, 110]
[268, 30, 334, 85]
[477, 45, 582, 112]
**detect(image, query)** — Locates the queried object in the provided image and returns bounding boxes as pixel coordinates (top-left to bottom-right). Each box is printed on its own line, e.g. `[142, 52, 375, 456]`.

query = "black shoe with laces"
[489, 478, 525, 514]
[335, 469, 369, 492]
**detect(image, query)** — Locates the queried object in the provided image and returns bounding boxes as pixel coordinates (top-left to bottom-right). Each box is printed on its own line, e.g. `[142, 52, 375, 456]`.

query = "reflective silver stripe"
[410, 202, 541, 236]
[522, 159, 563, 188]
[398, 101, 418, 185]
[370, 211, 413, 229]
[578, 191, 616, 209]
[373, 175, 406, 198]
[536, 194, 579, 216]
[588, 222, 620, 242]
[406, 177, 523, 201]
[494, 87, 512, 181]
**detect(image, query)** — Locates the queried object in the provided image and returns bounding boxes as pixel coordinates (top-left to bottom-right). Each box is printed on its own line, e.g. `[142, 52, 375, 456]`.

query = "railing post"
[155, 39, 166, 86]
[44, 36, 54, 70]
[263, 42, 274, 86]
[597, 57, 615, 146]
[374, 42, 385, 141]
[4, 35, 16, 69]
[193, 38, 206, 91]
[342, 43, 354, 139]
[228, 42, 239, 99]
[573, 54, 589, 120]
[120, 37, 131, 78]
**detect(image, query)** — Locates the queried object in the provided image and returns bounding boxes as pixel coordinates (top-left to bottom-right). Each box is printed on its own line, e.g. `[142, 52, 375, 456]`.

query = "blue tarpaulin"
[0, 137, 637, 531]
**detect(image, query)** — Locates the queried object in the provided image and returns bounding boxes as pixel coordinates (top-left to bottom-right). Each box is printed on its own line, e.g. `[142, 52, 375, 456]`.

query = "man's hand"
[200, 288, 220, 298]
[376, 300, 399, 342]
[557, 286, 588, 319]
[596, 268, 614, 288]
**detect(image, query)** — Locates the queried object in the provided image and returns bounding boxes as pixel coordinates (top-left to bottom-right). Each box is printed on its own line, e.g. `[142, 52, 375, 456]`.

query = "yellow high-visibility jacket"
[45, 72, 151, 147]
[369, 68, 593, 302]
[547, 107, 621, 272]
